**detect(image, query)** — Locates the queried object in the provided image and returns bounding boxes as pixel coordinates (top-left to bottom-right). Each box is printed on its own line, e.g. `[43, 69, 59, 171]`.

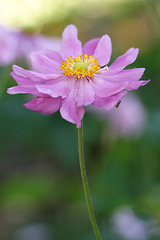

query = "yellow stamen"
[60, 54, 101, 79]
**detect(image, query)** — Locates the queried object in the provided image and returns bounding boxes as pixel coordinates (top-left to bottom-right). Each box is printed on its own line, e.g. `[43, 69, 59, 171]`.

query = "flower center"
[73, 61, 88, 71]
[60, 54, 101, 79]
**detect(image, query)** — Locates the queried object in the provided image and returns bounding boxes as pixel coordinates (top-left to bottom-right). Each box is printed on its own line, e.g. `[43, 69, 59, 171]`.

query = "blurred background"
[0, 0, 160, 239]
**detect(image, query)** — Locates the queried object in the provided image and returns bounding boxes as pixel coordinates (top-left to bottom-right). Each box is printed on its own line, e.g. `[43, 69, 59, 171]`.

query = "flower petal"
[13, 65, 62, 83]
[76, 78, 95, 107]
[10, 72, 37, 85]
[40, 50, 63, 63]
[126, 79, 150, 91]
[24, 96, 62, 114]
[93, 34, 112, 65]
[13, 65, 61, 81]
[36, 76, 74, 98]
[7, 72, 40, 95]
[13, 65, 42, 81]
[82, 38, 100, 56]
[7, 86, 38, 95]
[93, 91, 127, 110]
[61, 24, 82, 60]
[30, 52, 61, 73]
[91, 77, 128, 98]
[100, 68, 145, 82]
[60, 82, 85, 128]
[108, 48, 139, 74]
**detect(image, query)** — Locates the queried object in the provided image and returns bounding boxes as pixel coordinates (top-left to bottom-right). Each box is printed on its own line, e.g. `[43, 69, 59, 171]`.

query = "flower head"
[7, 24, 150, 127]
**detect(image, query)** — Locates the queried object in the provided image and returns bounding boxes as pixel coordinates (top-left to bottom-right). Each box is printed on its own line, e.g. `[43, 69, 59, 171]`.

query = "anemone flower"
[7, 24, 150, 128]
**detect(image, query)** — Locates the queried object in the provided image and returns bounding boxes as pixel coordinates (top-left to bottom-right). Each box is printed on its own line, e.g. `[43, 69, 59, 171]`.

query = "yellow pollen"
[60, 54, 101, 79]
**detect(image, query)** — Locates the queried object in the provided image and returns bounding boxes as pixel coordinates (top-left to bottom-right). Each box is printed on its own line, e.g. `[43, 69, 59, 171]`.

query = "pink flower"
[89, 93, 147, 138]
[108, 93, 147, 138]
[18, 32, 61, 62]
[0, 25, 60, 66]
[0, 26, 21, 66]
[7, 24, 150, 128]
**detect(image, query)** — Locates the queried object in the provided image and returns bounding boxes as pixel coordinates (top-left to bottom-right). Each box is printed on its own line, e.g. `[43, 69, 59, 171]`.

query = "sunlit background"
[0, 0, 160, 239]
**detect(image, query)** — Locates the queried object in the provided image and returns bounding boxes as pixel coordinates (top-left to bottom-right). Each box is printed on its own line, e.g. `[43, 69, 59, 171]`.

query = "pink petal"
[10, 72, 38, 85]
[93, 35, 112, 65]
[93, 91, 127, 110]
[13, 65, 42, 81]
[91, 77, 128, 98]
[108, 48, 139, 74]
[13, 65, 61, 81]
[24, 96, 62, 114]
[7, 86, 38, 95]
[30, 52, 61, 73]
[100, 68, 145, 82]
[8, 72, 40, 95]
[40, 50, 63, 63]
[36, 76, 74, 98]
[76, 78, 95, 107]
[61, 24, 82, 60]
[126, 79, 150, 91]
[60, 82, 85, 128]
[82, 38, 100, 56]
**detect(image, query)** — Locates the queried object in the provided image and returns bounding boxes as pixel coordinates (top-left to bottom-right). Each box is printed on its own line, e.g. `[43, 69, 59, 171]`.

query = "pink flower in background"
[88, 93, 147, 138]
[0, 26, 21, 66]
[18, 32, 61, 61]
[7, 24, 150, 127]
[108, 93, 147, 138]
[0, 25, 61, 66]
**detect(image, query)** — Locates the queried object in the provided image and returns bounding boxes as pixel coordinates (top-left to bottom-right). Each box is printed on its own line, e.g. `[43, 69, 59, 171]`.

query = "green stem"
[78, 123, 102, 240]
